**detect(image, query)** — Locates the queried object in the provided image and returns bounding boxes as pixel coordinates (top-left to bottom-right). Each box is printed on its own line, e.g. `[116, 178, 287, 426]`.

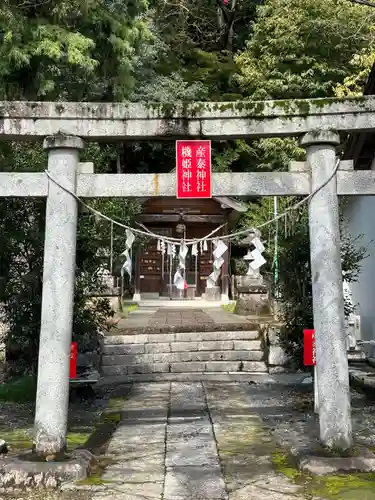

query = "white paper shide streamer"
[243, 232, 267, 275]
[120, 229, 135, 280]
[206, 239, 228, 289]
[174, 243, 188, 290]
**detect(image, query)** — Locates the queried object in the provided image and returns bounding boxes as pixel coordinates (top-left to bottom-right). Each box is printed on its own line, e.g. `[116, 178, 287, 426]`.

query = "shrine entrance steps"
[100, 307, 291, 383]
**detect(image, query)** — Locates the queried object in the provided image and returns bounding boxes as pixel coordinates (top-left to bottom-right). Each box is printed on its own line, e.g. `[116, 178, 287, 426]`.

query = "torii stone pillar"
[302, 131, 352, 450]
[34, 135, 85, 455]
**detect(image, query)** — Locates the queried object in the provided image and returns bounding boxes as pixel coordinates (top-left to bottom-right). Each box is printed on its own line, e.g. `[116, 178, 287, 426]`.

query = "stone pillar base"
[205, 286, 221, 301]
[235, 285, 270, 316]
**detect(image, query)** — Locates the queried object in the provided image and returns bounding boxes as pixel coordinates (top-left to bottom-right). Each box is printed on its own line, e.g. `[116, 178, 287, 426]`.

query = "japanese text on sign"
[176, 141, 212, 198]
[303, 329, 316, 366]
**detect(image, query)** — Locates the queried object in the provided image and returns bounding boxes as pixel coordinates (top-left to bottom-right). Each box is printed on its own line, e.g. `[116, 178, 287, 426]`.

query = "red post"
[70, 342, 77, 379]
[303, 329, 316, 366]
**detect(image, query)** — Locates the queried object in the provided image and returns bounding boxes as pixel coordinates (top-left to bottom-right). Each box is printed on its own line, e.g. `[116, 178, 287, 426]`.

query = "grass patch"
[0, 429, 33, 450]
[221, 302, 236, 314]
[77, 473, 117, 486]
[119, 302, 139, 318]
[67, 431, 91, 449]
[0, 375, 36, 402]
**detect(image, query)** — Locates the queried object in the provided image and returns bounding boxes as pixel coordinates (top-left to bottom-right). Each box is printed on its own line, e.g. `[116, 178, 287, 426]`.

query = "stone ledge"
[97, 372, 308, 385]
[105, 322, 261, 336]
[349, 365, 375, 394]
[0, 449, 95, 489]
[291, 446, 375, 475]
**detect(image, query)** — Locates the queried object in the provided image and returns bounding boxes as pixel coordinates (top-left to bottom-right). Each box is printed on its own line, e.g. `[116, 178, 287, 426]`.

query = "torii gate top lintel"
[0, 95, 374, 140]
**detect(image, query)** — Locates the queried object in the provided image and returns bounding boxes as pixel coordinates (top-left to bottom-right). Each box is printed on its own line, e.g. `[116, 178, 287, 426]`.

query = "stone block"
[148, 333, 176, 343]
[268, 345, 289, 366]
[77, 351, 98, 368]
[101, 354, 153, 365]
[127, 363, 169, 374]
[233, 340, 262, 351]
[204, 286, 221, 301]
[197, 341, 233, 351]
[164, 465, 226, 500]
[175, 332, 214, 342]
[186, 350, 263, 362]
[205, 361, 242, 372]
[235, 291, 270, 316]
[101, 365, 127, 376]
[145, 343, 171, 353]
[171, 342, 199, 352]
[170, 362, 206, 373]
[103, 344, 145, 355]
[167, 352, 193, 363]
[224, 331, 259, 340]
[267, 326, 281, 346]
[241, 361, 268, 372]
[103, 334, 148, 345]
[0, 449, 94, 487]
[269, 366, 288, 374]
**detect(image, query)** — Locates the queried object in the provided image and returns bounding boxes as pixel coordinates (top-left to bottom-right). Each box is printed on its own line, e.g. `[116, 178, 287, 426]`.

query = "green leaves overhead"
[0, 0, 151, 100]
[235, 0, 375, 100]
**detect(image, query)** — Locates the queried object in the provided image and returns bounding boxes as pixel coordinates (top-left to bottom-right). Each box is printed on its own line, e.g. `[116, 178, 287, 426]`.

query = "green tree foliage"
[0, 0, 151, 100]
[235, 0, 375, 100]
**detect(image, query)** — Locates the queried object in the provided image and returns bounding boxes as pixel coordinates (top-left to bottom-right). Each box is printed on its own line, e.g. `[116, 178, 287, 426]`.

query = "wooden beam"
[139, 214, 225, 223]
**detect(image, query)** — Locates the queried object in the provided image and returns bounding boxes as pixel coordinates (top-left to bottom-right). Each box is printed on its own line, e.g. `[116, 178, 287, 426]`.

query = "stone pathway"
[112, 305, 250, 332]
[150, 308, 215, 327]
[86, 383, 315, 500]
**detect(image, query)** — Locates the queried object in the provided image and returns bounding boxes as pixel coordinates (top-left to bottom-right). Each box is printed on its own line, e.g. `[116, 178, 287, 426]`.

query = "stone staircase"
[101, 327, 271, 381]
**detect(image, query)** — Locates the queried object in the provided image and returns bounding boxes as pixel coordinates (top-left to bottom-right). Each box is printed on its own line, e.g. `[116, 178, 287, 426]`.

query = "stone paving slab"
[164, 465, 228, 500]
[107, 306, 262, 335]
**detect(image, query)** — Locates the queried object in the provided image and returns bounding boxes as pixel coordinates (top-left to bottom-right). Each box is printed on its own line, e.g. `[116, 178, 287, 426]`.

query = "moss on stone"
[76, 474, 116, 486]
[144, 95, 372, 120]
[66, 431, 91, 449]
[101, 412, 121, 424]
[272, 451, 375, 499]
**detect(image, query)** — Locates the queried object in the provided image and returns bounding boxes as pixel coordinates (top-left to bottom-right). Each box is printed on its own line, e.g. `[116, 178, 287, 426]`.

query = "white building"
[342, 63, 375, 361]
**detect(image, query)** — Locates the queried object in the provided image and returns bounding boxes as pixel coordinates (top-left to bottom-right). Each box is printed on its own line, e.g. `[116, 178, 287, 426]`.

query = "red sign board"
[70, 342, 77, 379]
[176, 140, 212, 199]
[303, 329, 316, 366]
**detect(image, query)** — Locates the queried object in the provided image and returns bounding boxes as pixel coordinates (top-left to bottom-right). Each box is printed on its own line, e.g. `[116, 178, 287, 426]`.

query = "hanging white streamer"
[120, 229, 135, 280]
[174, 242, 189, 290]
[206, 239, 228, 289]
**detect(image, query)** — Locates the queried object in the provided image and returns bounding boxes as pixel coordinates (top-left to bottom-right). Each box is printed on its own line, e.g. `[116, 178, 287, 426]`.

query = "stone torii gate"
[1, 96, 375, 454]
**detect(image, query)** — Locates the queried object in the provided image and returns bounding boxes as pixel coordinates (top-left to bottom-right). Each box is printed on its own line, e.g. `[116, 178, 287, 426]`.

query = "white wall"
[343, 186, 375, 358]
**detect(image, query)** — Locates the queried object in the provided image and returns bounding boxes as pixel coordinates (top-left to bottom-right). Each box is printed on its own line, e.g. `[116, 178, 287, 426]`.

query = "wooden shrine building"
[133, 196, 247, 301]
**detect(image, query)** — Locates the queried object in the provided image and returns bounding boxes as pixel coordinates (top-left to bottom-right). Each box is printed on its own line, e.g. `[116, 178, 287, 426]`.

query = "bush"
[276, 207, 367, 366]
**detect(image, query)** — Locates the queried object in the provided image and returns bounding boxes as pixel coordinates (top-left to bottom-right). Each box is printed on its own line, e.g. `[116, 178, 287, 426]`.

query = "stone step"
[102, 330, 260, 345]
[101, 360, 267, 376]
[102, 349, 264, 365]
[98, 372, 307, 384]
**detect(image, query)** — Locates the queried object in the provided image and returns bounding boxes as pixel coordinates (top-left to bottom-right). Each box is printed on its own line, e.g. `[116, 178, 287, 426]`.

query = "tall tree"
[235, 0, 375, 99]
